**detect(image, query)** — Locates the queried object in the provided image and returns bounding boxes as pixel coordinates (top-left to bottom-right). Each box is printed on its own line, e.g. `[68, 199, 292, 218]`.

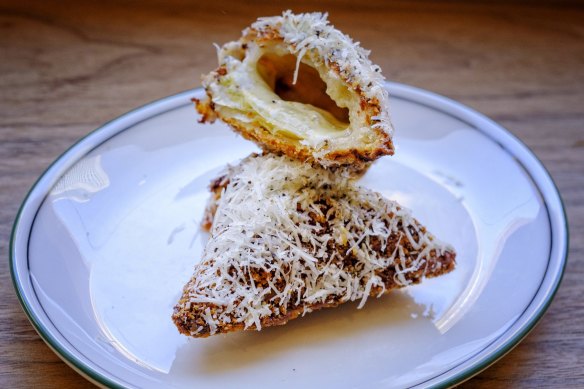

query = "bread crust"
[173, 251, 454, 337]
[196, 104, 392, 166]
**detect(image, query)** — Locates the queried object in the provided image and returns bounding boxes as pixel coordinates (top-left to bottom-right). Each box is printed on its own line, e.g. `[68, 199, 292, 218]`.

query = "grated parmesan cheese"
[177, 154, 455, 336]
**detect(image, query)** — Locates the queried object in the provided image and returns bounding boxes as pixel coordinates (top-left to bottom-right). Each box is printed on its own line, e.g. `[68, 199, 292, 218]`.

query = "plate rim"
[9, 82, 569, 388]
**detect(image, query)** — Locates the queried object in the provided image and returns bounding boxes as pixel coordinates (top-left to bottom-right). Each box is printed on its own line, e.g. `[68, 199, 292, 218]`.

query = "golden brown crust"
[201, 173, 230, 231]
[192, 97, 216, 124]
[196, 97, 392, 168]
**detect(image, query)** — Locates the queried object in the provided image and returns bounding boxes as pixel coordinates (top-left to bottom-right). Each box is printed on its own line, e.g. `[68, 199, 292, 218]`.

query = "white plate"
[10, 83, 567, 388]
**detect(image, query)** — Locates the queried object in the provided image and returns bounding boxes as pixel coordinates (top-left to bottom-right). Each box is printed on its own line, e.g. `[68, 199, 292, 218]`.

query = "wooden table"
[1, 1, 582, 387]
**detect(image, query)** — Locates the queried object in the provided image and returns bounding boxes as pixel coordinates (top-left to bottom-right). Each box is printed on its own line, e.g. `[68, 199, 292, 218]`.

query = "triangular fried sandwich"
[172, 154, 455, 337]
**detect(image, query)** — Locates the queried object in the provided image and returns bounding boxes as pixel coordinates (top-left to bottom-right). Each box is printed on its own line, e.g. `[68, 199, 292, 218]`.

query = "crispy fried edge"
[173, 250, 455, 337]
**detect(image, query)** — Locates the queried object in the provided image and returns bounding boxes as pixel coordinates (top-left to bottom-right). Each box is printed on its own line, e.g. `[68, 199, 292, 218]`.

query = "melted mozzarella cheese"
[211, 42, 350, 142]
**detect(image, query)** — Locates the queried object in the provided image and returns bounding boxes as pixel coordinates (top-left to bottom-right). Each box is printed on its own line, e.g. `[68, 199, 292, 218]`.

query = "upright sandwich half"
[195, 11, 394, 167]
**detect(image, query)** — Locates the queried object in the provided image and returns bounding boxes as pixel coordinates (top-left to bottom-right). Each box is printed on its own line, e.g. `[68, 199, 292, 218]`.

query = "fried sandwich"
[172, 154, 455, 337]
[195, 11, 394, 167]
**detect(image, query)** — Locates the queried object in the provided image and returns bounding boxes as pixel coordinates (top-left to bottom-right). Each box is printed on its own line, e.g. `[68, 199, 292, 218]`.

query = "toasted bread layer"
[195, 11, 395, 167]
[173, 154, 455, 337]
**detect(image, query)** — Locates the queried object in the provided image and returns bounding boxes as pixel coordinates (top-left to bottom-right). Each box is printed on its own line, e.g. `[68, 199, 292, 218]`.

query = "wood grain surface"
[1, 1, 582, 387]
